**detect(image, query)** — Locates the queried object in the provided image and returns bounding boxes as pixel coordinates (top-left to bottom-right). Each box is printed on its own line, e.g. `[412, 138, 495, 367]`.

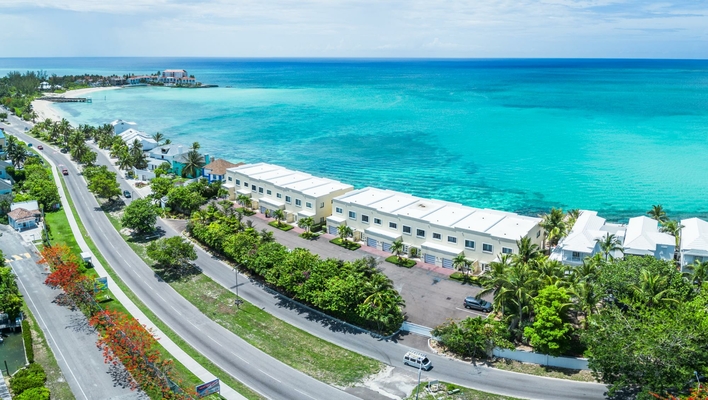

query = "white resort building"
[111, 120, 138, 136]
[328, 187, 543, 269]
[550, 210, 625, 265]
[622, 216, 675, 261]
[225, 163, 353, 224]
[119, 128, 158, 151]
[679, 217, 708, 269]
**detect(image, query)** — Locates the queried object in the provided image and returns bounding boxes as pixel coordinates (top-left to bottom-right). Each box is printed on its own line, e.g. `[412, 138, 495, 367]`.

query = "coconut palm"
[57, 118, 72, 147]
[566, 209, 580, 228]
[297, 217, 314, 237]
[540, 208, 566, 250]
[629, 269, 678, 306]
[180, 149, 205, 178]
[452, 253, 471, 276]
[595, 233, 623, 261]
[152, 132, 165, 146]
[236, 194, 251, 211]
[569, 280, 600, 328]
[70, 142, 90, 163]
[191, 141, 200, 151]
[513, 237, 542, 265]
[337, 224, 353, 245]
[390, 238, 405, 264]
[647, 204, 668, 223]
[535, 258, 569, 288]
[683, 260, 708, 286]
[659, 219, 683, 249]
[116, 149, 133, 171]
[272, 209, 285, 227]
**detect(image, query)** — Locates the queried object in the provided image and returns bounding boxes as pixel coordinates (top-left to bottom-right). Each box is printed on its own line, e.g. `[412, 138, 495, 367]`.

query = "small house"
[8, 208, 41, 231]
[202, 159, 244, 183]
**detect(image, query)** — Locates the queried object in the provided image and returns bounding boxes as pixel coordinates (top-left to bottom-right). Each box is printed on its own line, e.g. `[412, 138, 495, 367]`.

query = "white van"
[403, 351, 432, 370]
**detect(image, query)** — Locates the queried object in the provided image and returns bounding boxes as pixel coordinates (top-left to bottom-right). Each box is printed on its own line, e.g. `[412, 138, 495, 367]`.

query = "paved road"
[4, 119, 359, 400]
[6, 117, 609, 399]
[0, 226, 143, 400]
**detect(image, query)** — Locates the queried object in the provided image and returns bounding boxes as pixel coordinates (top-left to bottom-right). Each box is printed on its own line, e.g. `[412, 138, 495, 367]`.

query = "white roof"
[11, 200, 39, 211]
[623, 216, 675, 256]
[421, 241, 463, 256]
[334, 187, 399, 208]
[396, 199, 447, 220]
[228, 162, 284, 176]
[680, 218, 708, 254]
[364, 227, 402, 241]
[556, 210, 623, 254]
[421, 204, 477, 227]
[230, 163, 351, 198]
[149, 144, 188, 157]
[259, 197, 284, 208]
[120, 129, 154, 143]
[110, 119, 136, 127]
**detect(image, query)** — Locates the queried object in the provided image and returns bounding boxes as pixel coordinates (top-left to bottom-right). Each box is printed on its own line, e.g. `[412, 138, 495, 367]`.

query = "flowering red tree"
[38, 244, 78, 269]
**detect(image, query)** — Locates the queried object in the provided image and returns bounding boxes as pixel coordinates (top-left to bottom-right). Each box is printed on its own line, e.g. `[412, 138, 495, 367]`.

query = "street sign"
[196, 379, 220, 397]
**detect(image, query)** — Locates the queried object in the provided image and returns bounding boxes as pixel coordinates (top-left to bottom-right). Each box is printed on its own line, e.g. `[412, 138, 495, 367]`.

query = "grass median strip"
[407, 381, 523, 400]
[58, 179, 262, 400]
[103, 210, 383, 387]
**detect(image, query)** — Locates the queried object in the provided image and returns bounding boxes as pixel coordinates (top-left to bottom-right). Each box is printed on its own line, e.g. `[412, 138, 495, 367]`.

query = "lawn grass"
[407, 381, 523, 400]
[44, 210, 81, 255]
[267, 221, 294, 231]
[449, 272, 478, 284]
[298, 232, 318, 240]
[21, 304, 75, 400]
[487, 358, 596, 383]
[329, 238, 362, 250]
[105, 212, 382, 387]
[385, 255, 416, 268]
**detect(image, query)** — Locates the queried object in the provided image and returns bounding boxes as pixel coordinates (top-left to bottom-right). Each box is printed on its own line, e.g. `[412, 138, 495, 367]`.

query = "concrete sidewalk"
[37, 141, 246, 400]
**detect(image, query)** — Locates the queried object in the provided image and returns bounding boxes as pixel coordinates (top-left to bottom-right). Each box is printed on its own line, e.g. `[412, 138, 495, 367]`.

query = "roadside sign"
[94, 277, 108, 293]
[196, 379, 220, 397]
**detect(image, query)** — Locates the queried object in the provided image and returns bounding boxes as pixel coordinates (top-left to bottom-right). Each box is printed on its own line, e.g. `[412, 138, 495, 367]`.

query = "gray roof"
[0, 179, 12, 192]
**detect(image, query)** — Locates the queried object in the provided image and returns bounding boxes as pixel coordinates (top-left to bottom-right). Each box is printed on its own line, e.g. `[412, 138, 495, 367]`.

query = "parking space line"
[455, 307, 489, 317]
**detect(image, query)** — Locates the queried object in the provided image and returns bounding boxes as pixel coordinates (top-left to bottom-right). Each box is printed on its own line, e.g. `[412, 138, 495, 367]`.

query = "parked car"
[464, 296, 493, 312]
[123, 190, 131, 198]
[60, 148, 68, 153]
[37, 144, 43, 150]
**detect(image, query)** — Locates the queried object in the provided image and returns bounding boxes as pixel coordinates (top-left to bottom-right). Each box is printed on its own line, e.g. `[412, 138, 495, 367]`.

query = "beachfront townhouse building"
[148, 144, 190, 164]
[225, 163, 353, 224]
[679, 217, 708, 270]
[202, 159, 243, 183]
[111, 119, 137, 136]
[550, 211, 626, 265]
[622, 216, 675, 261]
[119, 128, 158, 151]
[328, 187, 543, 269]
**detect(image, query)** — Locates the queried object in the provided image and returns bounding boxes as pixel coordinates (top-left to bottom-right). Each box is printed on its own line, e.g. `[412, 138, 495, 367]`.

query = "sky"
[1, 0, 707, 58]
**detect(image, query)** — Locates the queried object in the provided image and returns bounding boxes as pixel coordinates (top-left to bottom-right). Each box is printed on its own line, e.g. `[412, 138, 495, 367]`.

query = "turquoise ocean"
[2, 58, 707, 221]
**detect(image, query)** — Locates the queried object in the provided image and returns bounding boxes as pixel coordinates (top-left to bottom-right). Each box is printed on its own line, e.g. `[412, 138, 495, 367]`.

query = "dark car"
[123, 190, 132, 198]
[60, 148, 68, 153]
[464, 296, 493, 312]
[37, 144, 43, 150]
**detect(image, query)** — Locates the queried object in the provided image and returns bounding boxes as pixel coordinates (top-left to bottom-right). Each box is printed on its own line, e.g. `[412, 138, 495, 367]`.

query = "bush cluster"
[22, 320, 34, 363]
[10, 363, 46, 397]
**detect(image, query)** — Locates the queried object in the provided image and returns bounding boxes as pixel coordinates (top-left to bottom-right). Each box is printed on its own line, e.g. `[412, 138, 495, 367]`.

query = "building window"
[258, 187, 263, 194]
[571, 251, 581, 260]
[536, 230, 541, 238]
[374, 218, 382, 225]
[306, 202, 312, 208]
[235, 179, 240, 185]
[335, 207, 343, 214]
[267, 190, 272, 195]
[228, 177, 233, 182]
[403, 226, 411, 235]
[416, 229, 425, 238]
[483, 243, 493, 253]
[285, 196, 291, 204]
[448, 236, 457, 244]
[295, 199, 302, 207]
[389, 222, 398, 230]
[244, 182, 249, 188]
[277, 193, 282, 199]
[502, 247, 513, 254]
[362, 215, 369, 223]
[432, 233, 442, 240]
[349, 211, 356, 220]
[465, 240, 475, 250]
[252, 185, 257, 192]
[320, 202, 324, 208]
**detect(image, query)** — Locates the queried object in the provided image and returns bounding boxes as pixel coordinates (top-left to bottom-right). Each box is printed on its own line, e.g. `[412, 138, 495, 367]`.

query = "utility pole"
[415, 362, 422, 400]
[234, 266, 242, 309]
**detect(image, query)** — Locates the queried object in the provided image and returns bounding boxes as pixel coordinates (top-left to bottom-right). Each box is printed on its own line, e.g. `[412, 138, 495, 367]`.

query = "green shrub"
[10, 363, 47, 395]
[268, 221, 294, 231]
[329, 238, 361, 250]
[15, 386, 50, 400]
[310, 223, 323, 233]
[22, 320, 34, 363]
[385, 255, 415, 268]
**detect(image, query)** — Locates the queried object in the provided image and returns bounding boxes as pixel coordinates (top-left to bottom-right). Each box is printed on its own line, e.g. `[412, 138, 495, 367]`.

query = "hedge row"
[22, 320, 34, 363]
[10, 363, 46, 397]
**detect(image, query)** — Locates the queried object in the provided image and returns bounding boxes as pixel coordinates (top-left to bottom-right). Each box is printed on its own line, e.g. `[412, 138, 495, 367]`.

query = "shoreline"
[32, 86, 121, 123]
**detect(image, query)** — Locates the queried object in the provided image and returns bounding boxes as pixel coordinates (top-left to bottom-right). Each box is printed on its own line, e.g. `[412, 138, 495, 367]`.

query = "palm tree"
[390, 239, 405, 264]
[513, 237, 542, 265]
[629, 269, 678, 306]
[152, 132, 165, 146]
[58, 118, 72, 147]
[595, 233, 623, 261]
[116, 149, 133, 171]
[297, 217, 314, 237]
[659, 219, 683, 249]
[70, 142, 90, 163]
[475, 254, 513, 314]
[236, 194, 251, 211]
[647, 204, 668, 223]
[540, 208, 566, 250]
[272, 209, 285, 227]
[683, 260, 708, 286]
[569, 280, 600, 328]
[566, 209, 580, 228]
[180, 150, 205, 178]
[337, 224, 353, 245]
[452, 254, 471, 276]
[191, 141, 200, 151]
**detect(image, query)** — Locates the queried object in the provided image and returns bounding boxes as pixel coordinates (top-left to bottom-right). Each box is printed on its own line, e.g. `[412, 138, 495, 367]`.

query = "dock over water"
[37, 96, 92, 103]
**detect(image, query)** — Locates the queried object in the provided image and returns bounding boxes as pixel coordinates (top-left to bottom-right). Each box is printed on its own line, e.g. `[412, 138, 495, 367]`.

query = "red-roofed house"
[8, 208, 41, 231]
[202, 159, 244, 183]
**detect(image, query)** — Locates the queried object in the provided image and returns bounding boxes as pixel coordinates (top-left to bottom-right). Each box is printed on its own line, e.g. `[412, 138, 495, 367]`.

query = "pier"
[37, 96, 92, 103]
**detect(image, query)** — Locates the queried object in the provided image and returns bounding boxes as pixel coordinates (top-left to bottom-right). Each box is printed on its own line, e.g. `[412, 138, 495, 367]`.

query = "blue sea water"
[2, 58, 708, 221]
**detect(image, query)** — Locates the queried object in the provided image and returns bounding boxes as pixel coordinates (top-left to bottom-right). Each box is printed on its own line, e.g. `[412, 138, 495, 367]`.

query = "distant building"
[147, 144, 191, 164]
[0, 160, 12, 181]
[11, 200, 39, 212]
[622, 216, 675, 261]
[7, 204, 41, 231]
[171, 153, 211, 179]
[110, 120, 137, 136]
[119, 128, 158, 151]
[680, 218, 708, 269]
[0, 178, 11, 195]
[39, 81, 51, 90]
[202, 159, 243, 183]
[0, 128, 5, 155]
[550, 210, 625, 265]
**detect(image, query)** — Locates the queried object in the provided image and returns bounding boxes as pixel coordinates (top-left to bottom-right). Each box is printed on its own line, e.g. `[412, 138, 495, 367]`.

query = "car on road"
[37, 144, 43, 150]
[123, 190, 131, 198]
[58, 164, 68, 175]
[464, 296, 493, 312]
[60, 148, 68, 153]
[403, 351, 432, 371]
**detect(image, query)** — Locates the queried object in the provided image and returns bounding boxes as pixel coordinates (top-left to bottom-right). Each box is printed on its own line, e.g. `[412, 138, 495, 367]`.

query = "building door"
[366, 238, 377, 248]
[442, 258, 454, 269]
[260, 206, 266, 214]
[382, 242, 391, 252]
[328, 225, 338, 235]
[424, 254, 436, 264]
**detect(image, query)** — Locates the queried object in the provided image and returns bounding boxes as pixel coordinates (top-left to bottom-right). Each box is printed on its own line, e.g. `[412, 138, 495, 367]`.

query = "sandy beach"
[32, 86, 121, 123]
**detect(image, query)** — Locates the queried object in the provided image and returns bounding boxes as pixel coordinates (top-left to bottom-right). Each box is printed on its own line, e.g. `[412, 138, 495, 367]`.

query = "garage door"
[328, 225, 338, 235]
[367, 238, 378, 248]
[260, 206, 266, 214]
[442, 258, 454, 269]
[424, 254, 436, 264]
[382, 242, 391, 252]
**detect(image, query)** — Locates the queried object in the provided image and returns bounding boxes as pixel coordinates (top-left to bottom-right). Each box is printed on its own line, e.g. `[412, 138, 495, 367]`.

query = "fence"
[492, 348, 589, 370]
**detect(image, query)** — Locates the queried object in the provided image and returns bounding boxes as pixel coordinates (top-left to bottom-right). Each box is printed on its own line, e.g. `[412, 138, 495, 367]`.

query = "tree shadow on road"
[65, 313, 96, 336]
[153, 263, 202, 284]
